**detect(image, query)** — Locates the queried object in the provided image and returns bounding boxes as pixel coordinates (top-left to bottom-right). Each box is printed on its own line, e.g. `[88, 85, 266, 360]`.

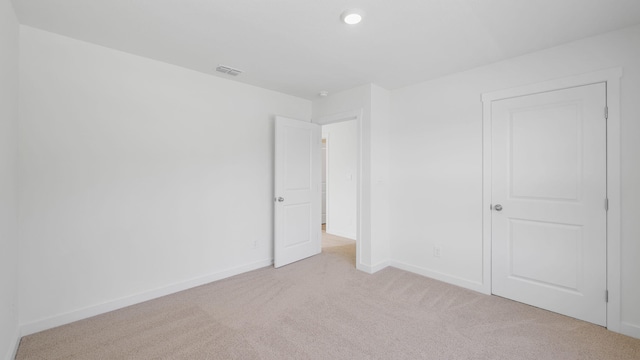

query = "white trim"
[4, 328, 20, 360]
[389, 261, 485, 293]
[19, 258, 273, 336]
[314, 110, 360, 126]
[620, 322, 640, 339]
[605, 72, 622, 334]
[481, 88, 493, 296]
[357, 260, 390, 274]
[324, 132, 331, 233]
[481, 68, 623, 333]
[315, 109, 364, 271]
[321, 137, 327, 225]
[481, 68, 623, 103]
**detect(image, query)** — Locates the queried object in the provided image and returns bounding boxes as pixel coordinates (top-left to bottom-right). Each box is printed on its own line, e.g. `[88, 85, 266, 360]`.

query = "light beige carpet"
[16, 234, 640, 359]
[321, 230, 356, 249]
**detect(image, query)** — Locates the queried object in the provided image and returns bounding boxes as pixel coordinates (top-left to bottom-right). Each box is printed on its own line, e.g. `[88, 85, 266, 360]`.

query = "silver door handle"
[276, 197, 284, 202]
[493, 204, 503, 211]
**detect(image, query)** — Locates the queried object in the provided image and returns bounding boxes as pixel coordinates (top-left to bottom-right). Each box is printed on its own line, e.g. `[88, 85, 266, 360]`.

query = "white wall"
[0, 0, 20, 358]
[18, 26, 311, 333]
[389, 24, 640, 337]
[322, 121, 357, 239]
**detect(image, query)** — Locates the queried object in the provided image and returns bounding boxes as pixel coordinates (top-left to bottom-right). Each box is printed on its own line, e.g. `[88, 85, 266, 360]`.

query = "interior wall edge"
[356, 260, 390, 274]
[0, 0, 21, 357]
[3, 329, 20, 360]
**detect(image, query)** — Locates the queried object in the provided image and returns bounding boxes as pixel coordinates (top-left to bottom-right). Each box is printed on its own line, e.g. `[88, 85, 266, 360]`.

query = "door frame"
[481, 68, 622, 332]
[320, 136, 330, 229]
[314, 109, 363, 269]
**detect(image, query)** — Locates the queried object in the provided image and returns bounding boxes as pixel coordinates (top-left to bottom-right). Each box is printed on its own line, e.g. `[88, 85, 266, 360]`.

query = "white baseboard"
[4, 328, 20, 360]
[357, 260, 390, 274]
[326, 229, 356, 240]
[20, 258, 273, 336]
[620, 322, 640, 339]
[388, 260, 486, 294]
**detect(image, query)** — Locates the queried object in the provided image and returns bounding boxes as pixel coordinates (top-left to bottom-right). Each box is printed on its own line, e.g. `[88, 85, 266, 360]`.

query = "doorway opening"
[320, 118, 358, 267]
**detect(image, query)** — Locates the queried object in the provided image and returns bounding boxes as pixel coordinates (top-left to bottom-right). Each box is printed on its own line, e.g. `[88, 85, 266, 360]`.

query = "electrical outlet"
[433, 246, 441, 258]
[252, 240, 258, 249]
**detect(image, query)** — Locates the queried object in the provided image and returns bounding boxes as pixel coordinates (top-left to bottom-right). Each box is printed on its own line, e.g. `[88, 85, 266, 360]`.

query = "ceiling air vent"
[215, 65, 243, 76]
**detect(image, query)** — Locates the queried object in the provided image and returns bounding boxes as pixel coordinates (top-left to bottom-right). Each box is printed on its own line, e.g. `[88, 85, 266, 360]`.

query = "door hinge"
[605, 198, 609, 211]
[605, 290, 609, 303]
[605, 106, 609, 120]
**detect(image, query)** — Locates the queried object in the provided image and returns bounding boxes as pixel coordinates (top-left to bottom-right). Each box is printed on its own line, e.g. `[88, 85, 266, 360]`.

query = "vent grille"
[215, 65, 243, 76]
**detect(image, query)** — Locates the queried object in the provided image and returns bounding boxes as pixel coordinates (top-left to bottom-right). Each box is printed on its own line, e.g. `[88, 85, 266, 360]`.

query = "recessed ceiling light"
[341, 10, 363, 25]
[319, 91, 329, 97]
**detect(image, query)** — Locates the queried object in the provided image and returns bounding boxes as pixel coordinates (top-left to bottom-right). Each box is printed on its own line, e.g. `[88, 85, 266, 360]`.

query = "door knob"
[494, 204, 503, 211]
[276, 197, 285, 202]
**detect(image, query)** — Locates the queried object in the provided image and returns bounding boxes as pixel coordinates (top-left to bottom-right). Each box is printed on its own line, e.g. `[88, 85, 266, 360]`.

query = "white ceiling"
[11, 0, 640, 99]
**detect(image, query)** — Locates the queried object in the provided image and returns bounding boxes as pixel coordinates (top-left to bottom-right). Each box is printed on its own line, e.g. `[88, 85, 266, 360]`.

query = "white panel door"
[274, 116, 321, 268]
[491, 83, 607, 326]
